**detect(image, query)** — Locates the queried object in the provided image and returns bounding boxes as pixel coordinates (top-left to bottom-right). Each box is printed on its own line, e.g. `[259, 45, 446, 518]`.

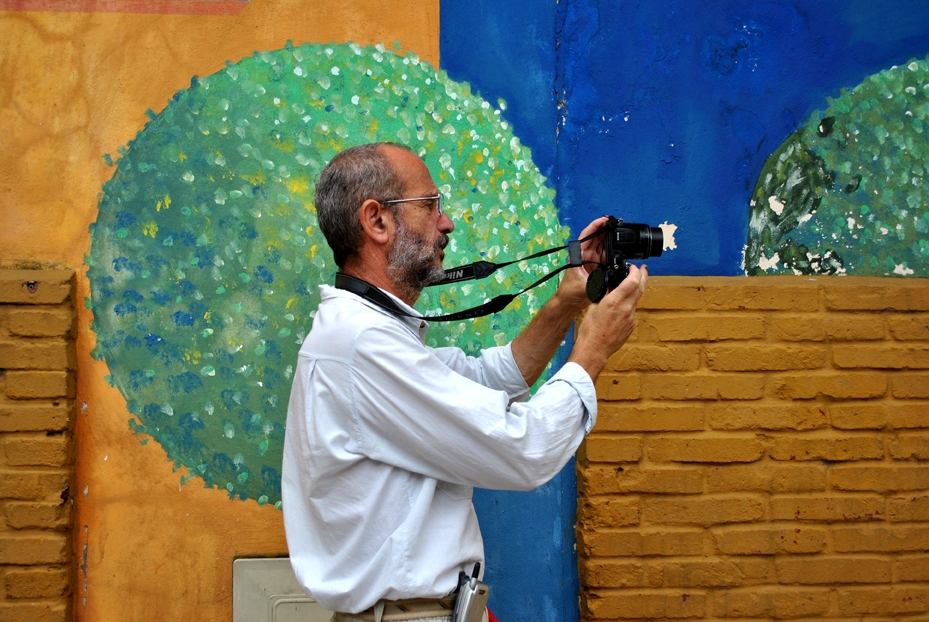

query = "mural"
[86, 42, 569, 506]
[440, 3, 929, 619]
[747, 56, 929, 276]
[533, 0, 929, 277]
[0, 0, 249, 14]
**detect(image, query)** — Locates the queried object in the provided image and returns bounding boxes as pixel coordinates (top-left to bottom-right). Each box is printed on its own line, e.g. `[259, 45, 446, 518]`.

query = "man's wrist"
[551, 279, 588, 317]
[567, 342, 608, 383]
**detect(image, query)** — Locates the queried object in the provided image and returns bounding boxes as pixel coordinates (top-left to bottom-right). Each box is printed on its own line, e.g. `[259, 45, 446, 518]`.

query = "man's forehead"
[384, 146, 435, 188]
[382, 144, 424, 168]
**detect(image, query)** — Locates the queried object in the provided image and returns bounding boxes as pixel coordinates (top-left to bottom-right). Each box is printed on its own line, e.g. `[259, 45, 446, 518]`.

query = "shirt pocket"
[437, 480, 474, 501]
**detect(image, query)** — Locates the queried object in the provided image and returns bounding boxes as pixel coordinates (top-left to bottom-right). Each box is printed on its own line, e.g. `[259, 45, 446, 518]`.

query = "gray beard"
[387, 218, 448, 299]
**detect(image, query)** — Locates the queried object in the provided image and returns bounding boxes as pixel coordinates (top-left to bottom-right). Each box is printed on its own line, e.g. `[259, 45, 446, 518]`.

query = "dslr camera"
[586, 216, 663, 302]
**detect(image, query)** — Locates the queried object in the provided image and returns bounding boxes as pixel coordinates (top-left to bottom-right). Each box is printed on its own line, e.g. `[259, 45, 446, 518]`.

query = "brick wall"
[0, 270, 76, 622]
[578, 276, 929, 620]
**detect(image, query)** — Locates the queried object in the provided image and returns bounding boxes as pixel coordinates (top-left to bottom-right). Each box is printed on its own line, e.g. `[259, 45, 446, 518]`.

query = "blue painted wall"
[441, 5, 577, 622]
[441, 1, 929, 620]
[555, 0, 929, 276]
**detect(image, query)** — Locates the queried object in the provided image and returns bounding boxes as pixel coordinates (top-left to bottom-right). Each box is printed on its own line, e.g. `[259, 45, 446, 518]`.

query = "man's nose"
[438, 210, 455, 234]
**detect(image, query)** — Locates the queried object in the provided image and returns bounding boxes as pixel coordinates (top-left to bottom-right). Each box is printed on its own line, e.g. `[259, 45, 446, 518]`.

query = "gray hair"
[314, 142, 407, 268]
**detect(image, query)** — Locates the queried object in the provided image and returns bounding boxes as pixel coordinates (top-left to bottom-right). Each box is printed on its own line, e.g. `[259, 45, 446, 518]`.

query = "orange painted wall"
[0, 2, 438, 619]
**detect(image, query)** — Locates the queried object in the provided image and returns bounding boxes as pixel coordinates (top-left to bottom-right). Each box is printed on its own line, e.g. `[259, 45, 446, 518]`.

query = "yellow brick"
[582, 436, 642, 463]
[767, 314, 885, 341]
[889, 433, 929, 459]
[893, 373, 929, 398]
[638, 278, 705, 310]
[776, 556, 891, 584]
[704, 281, 819, 311]
[585, 590, 707, 620]
[766, 435, 884, 461]
[889, 495, 929, 521]
[896, 555, 929, 581]
[0, 401, 71, 433]
[0, 602, 68, 622]
[595, 373, 640, 400]
[706, 464, 827, 493]
[581, 560, 646, 588]
[774, 588, 833, 617]
[716, 587, 831, 618]
[0, 341, 73, 370]
[716, 589, 770, 617]
[712, 526, 827, 555]
[4, 567, 69, 598]
[4, 371, 72, 399]
[833, 525, 929, 552]
[580, 467, 703, 495]
[773, 372, 887, 399]
[831, 402, 927, 429]
[579, 529, 705, 557]
[887, 314, 929, 341]
[642, 497, 764, 526]
[647, 436, 763, 463]
[831, 464, 929, 492]
[641, 373, 766, 400]
[770, 495, 885, 521]
[837, 585, 929, 615]
[0, 270, 73, 305]
[0, 470, 69, 501]
[705, 344, 828, 371]
[4, 434, 70, 466]
[707, 402, 828, 431]
[823, 278, 929, 311]
[646, 558, 745, 588]
[834, 344, 929, 369]
[7, 307, 74, 337]
[0, 534, 68, 565]
[829, 403, 887, 429]
[579, 497, 641, 529]
[4, 501, 70, 530]
[597, 404, 704, 432]
[648, 314, 765, 341]
[608, 344, 701, 372]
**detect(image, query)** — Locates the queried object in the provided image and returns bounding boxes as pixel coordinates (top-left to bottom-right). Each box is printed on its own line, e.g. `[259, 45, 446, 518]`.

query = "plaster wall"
[0, 2, 438, 620]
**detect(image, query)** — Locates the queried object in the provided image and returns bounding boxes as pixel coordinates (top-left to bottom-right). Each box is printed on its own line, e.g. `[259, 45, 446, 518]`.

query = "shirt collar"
[320, 284, 429, 340]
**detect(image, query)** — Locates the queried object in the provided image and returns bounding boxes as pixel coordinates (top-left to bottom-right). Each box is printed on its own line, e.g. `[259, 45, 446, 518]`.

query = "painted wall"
[440, 1, 929, 620]
[3, 1, 929, 621]
[445, 0, 929, 278]
[0, 2, 439, 620]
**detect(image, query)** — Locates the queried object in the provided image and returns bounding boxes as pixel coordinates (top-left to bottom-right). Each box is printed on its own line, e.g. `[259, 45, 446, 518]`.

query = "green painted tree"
[747, 56, 929, 277]
[87, 43, 568, 506]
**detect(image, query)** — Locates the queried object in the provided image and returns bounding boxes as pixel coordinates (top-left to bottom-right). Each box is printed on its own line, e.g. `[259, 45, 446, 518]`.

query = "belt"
[333, 595, 457, 622]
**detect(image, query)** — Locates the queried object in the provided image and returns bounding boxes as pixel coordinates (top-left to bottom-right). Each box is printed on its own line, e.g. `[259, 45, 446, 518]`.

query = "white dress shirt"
[282, 284, 597, 613]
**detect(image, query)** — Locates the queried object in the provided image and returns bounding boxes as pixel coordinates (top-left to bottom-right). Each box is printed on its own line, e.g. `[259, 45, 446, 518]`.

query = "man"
[282, 142, 647, 620]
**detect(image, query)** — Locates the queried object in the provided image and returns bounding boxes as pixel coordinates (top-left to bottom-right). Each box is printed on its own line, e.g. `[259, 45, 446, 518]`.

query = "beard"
[386, 216, 449, 298]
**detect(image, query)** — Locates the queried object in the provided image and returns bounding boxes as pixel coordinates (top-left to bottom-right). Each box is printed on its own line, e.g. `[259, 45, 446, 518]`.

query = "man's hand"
[512, 216, 648, 385]
[568, 263, 648, 382]
[553, 216, 610, 313]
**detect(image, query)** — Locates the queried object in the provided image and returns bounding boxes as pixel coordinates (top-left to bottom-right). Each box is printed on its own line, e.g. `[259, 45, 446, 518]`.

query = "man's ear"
[358, 198, 395, 246]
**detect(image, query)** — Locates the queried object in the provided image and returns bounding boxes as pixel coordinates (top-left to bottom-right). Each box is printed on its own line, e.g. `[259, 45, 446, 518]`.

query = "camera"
[586, 216, 663, 302]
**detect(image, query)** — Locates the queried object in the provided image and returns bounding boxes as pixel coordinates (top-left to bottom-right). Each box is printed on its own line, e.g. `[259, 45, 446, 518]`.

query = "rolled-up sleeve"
[348, 321, 597, 491]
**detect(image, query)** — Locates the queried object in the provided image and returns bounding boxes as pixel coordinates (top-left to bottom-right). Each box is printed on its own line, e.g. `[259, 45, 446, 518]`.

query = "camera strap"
[429, 239, 585, 285]
[334, 231, 600, 322]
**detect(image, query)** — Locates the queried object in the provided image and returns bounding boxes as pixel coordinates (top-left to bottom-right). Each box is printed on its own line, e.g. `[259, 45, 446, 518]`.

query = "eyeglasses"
[379, 194, 443, 215]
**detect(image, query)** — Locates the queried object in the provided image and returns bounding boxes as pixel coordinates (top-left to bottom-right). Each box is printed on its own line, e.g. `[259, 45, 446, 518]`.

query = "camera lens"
[618, 224, 663, 259]
[642, 225, 663, 258]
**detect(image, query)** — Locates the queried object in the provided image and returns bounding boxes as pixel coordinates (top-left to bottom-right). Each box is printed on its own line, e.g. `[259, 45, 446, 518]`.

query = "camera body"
[586, 216, 663, 302]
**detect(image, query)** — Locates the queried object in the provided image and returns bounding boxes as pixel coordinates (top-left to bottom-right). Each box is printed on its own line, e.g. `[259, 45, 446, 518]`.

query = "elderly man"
[282, 142, 647, 621]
